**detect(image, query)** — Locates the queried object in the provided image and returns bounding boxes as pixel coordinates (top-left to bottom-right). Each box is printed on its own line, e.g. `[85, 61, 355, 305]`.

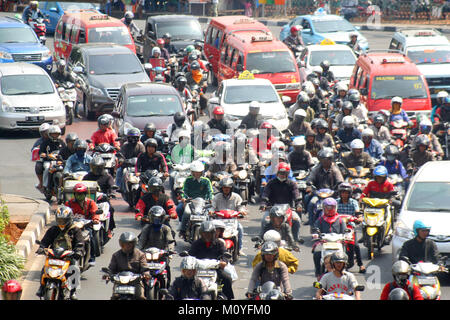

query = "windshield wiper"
[407, 95, 426, 99]
[10, 91, 49, 95]
[374, 95, 396, 100]
[277, 70, 295, 73]
[425, 208, 450, 212]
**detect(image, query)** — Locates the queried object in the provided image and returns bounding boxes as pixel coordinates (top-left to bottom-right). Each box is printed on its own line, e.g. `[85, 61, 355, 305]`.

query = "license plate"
[48, 259, 65, 266]
[190, 215, 206, 222]
[197, 270, 216, 277]
[26, 116, 44, 121]
[417, 276, 437, 286]
[114, 285, 135, 294]
[147, 262, 162, 269]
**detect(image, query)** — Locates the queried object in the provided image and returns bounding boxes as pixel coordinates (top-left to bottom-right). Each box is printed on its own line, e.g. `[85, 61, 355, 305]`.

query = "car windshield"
[406, 47, 450, 64]
[310, 50, 356, 66]
[59, 2, 97, 10]
[126, 94, 183, 117]
[155, 20, 203, 40]
[406, 182, 450, 212]
[224, 85, 279, 104]
[88, 26, 132, 45]
[88, 53, 142, 75]
[246, 51, 296, 74]
[313, 19, 355, 33]
[370, 75, 428, 100]
[1, 74, 54, 95]
[0, 27, 37, 43]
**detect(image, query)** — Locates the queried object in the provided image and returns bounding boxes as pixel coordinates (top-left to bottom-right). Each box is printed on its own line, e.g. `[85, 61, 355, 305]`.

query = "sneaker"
[107, 230, 113, 239]
[88, 260, 96, 267]
[359, 266, 366, 274]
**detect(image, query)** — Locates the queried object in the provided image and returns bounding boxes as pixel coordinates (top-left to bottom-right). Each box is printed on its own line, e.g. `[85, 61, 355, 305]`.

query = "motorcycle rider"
[155, 38, 170, 61]
[320, 60, 335, 83]
[431, 91, 448, 124]
[106, 232, 150, 300]
[432, 94, 450, 125]
[121, 11, 140, 35]
[330, 82, 348, 105]
[35, 206, 85, 299]
[315, 251, 361, 300]
[379, 260, 423, 300]
[188, 221, 234, 300]
[32, 123, 51, 190]
[389, 96, 414, 128]
[288, 136, 314, 172]
[162, 33, 177, 54]
[166, 256, 211, 300]
[379, 144, 409, 187]
[208, 106, 232, 135]
[247, 241, 293, 300]
[315, 119, 336, 151]
[59, 133, 78, 161]
[140, 123, 164, 150]
[347, 91, 368, 125]
[23, 1, 46, 24]
[336, 116, 362, 146]
[2, 280, 22, 300]
[171, 130, 195, 166]
[407, 134, 435, 172]
[283, 25, 304, 55]
[305, 129, 321, 157]
[369, 114, 392, 146]
[347, 32, 362, 55]
[63, 140, 92, 175]
[260, 205, 300, 251]
[207, 142, 238, 177]
[175, 76, 194, 103]
[413, 118, 443, 159]
[342, 139, 375, 171]
[250, 122, 278, 156]
[192, 121, 212, 150]
[288, 109, 312, 137]
[212, 177, 247, 256]
[240, 101, 261, 130]
[361, 128, 384, 161]
[89, 115, 120, 150]
[38, 125, 66, 191]
[186, 61, 208, 115]
[136, 138, 169, 177]
[166, 111, 192, 143]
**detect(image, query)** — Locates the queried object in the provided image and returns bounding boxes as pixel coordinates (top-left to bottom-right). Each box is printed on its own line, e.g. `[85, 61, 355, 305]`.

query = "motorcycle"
[143, 247, 175, 300]
[234, 163, 252, 202]
[185, 198, 212, 243]
[170, 162, 191, 204]
[101, 267, 143, 300]
[92, 143, 118, 177]
[345, 166, 371, 200]
[28, 17, 48, 44]
[434, 121, 450, 160]
[121, 157, 140, 208]
[56, 81, 77, 126]
[72, 216, 102, 267]
[361, 197, 394, 260]
[309, 188, 335, 231]
[41, 151, 64, 202]
[390, 119, 409, 149]
[313, 282, 365, 300]
[293, 169, 309, 201]
[311, 232, 350, 277]
[388, 173, 405, 205]
[35, 244, 80, 300]
[248, 281, 286, 300]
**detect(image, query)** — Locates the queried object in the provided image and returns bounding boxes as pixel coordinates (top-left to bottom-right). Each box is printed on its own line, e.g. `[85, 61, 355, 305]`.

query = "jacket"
[212, 192, 244, 212]
[169, 276, 210, 300]
[39, 139, 66, 155]
[65, 198, 99, 221]
[136, 152, 168, 173]
[189, 238, 226, 260]
[307, 163, 344, 190]
[39, 224, 85, 255]
[252, 247, 299, 274]
[361, 180, 395, 199]
[90, 128, 120, 149]
[136, 224, 175, 252]
[287, 119, 312, 136]
[182, 176, 214, 200]
[364, 139, 384, 160]
[63, 153, 92, 174]
[262, 178, 301, 208]
[342, 151, 374, 170]
[288, 150, 314, 171]
[207, 118, 232, 135]
[379, 280, 423, 300]
[248, 260, 292, 295]
[119, 142, 145, 160]
[398, 238, 443, 265]
[108, 248, 149, 276]
[135, 192, 177, 219]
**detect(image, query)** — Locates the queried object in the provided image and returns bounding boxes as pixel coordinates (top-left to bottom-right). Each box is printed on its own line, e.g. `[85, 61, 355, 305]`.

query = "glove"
[36, 247, 45, 255]
[72, 252, 82, 260]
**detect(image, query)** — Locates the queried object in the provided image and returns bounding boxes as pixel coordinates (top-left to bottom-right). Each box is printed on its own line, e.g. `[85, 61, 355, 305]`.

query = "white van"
[0, 62, 66, 133]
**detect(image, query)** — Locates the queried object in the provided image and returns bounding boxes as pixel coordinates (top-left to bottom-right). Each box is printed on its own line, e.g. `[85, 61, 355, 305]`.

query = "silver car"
[0, 62, 66, 133]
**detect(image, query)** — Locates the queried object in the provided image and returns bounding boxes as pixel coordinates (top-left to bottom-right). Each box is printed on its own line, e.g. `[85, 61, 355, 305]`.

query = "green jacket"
[182, 176, 213, 200]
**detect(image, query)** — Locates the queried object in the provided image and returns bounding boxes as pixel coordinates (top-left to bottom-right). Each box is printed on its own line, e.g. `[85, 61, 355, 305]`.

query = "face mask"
[386, 155, 396, 162]
[277, 175, 287, 182]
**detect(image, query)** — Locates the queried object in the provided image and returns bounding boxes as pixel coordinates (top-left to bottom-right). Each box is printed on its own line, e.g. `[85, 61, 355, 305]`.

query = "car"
[279, 9, 369, 51]
[0, 16, 52, 73]
[35, 1, 100, 33]
[66, 43, 151, 120]
[136, 15, 203, 62]
[111, 82, 187, 136]
[298, 42, 357, 83]
[389, 29, 450, 101]
[208, 77, 290, 131]
[392, 161, 450, 266]
[0, 62, 66, 133]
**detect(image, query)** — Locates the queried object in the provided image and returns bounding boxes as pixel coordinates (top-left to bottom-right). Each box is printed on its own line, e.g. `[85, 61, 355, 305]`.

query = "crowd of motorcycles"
[29, 28, 450, 300]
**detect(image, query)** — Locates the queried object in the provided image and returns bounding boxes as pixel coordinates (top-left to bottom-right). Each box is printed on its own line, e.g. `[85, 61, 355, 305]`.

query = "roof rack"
[398, 28, 442, 37]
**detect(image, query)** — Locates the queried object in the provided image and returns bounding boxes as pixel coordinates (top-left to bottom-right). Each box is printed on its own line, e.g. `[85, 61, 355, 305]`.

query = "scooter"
[121, 157, 140, 208]
[234, 163, 252, 202]
[28, 17, 48, 44]
[248, 281, 286, 300]
[313, 282, 365, 300]
[56, 81, 77, 126]
[390, 119, 409, 149]
[143, 247, 175, 300]
[311, 232, 349, 276]
[345, 166, 371, 200]
[72, 216, 101, 268]
[41, 151, 64, 202]
[309, 188, 335, 232]
[185, 198, 212, 243]
[92, 143, 117, 177]
[170, 162, 191, 204]
[101, 268, 143, 300]
[262, 203, 294, 230]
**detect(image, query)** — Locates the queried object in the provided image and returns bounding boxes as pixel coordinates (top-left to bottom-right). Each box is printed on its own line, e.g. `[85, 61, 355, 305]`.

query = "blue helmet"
[445, 96, 450, 104]
[373, 165, 388, 177]
[413, 220, 431, 237]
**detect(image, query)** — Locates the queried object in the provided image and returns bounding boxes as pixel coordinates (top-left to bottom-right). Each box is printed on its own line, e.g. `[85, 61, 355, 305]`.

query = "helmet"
[213, 219, 226, 230]
[2, 280, 22, 299]
[73, 182, 88, 193]
[342, 115, 355, 128]
[347, 88, 359, 97]
[124, 11, 134, 19]
[188, 52, 198, 62]
[349, 32, 358, 39]
[437, 90, 448, 99]
[149, 206, 166, 225]
[373, 114, 385, 124]
[338, 182, 353, 194]
[297, 91, 310, 104]
[185, 45, 195, 54]
[219, 177, 234, 189]
[39, 122, 50, 134]
[213, 106, 225, 115]
[391, 96, 403, 106]
[162, 33, 171, 39]
[98, 114, 111, 127]
[311, 78, 320, 87]
[292, 136, 306, 147]
[373, 165, 388, 177]
[148, 177, 163, 193]
[330, 251, 348, 265]
[320, 60, 330, 70]
[388, 288, 409, 300]
[65, 132, 78, 143]
[260, 121, 272, 129]
[57, 59, 66, 68]
[419, 118, 432, 134]
[317, 148, 334, 159]
[294, 108, 307, 119]
[312, 66, 323, 75]
[145, 138, 158, 149]
[277, 162, 291, 174]
[323, 197, 337, 208]
[392, 260, 411, 287]
[269, 206, 285, 220]
[48, 125, 61, 141]
[348, 92, 360, 103]
[306, 129, 316, 137]
[30, 0, 38, 7]
[156, 38, 165, 46]
[316, 119, 328, 130]
[350, 138, 364, 150]
[180, 256, 197, 270]
[342, 101, 353, 112]
[74, 139, 88, 151]
[90, 156, 105, 175]
[413, 220, 431, 237]
[200, 220, 215, 233]
[176, 76, 188, 87]
[263, 230, 282, 243]
[190, 61, 200, 70]
[385, 144, 399, 161]
[127, 127, 141, 142]
[290, 25, 302, 35]
[272, 140, 285, 151]
[152, 46, 161, 56]
[119, 232, 137, 246]
[261, 241, 279, 259]
[335, 82, 348, 92]
[190, 160, 204, 172]
[144, 122, 156, 133]
[178, 130, 190, 140]
[174, 112, 186, 127]
[249, 101, 260, 110]
[55, 206, 73, 227]
[361, 128, 374, 138]
[415, 134, 430, 147]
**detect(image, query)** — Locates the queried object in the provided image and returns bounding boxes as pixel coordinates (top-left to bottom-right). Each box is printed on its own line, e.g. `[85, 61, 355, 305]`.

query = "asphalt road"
[3, 16, 449, 300]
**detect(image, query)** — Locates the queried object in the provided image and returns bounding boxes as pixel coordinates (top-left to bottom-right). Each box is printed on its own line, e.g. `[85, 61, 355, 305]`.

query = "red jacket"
[90, 128, 120, 149]
[65, 198, 99, 222]
[379, 281, 424, 300]
[361, 180, 394, 199]
[135, 193, 177, 220]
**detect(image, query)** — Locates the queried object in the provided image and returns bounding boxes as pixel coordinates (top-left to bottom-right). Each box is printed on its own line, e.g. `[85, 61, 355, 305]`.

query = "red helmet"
[156, 38, 165, 45]
[2, 280, 22, 293]
[290, 25, 302, 35]
[277, 162, 291, 173]
[73, 183, 88, 193]
[260, 122, 272, 129]
[213, 106, 224, 115]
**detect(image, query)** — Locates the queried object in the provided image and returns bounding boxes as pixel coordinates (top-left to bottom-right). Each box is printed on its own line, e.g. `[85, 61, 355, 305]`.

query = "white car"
[298, 44, 357, 84]
[392, 161, 450, 265]
[208, 78, 290, 131]
[0, 62, 66, 133]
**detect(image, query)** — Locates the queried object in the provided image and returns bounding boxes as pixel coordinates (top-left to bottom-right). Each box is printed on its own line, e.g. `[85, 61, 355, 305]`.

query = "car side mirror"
[236, 64, 244, 72]
[360, 88, 368, 96]
[208, 97, 220, 106]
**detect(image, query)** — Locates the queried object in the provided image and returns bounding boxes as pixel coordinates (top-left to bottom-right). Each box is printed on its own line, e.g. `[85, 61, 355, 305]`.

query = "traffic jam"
[2, 1, 450, 302]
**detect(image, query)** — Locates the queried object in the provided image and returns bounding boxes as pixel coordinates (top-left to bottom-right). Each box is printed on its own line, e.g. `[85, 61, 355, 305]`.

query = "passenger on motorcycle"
[288, 109, 312, 137]
[315, 251, 361, 300]
[304, 85, 322, 115]
[380, 144, 409, 182]
[320, 60, 335, 82]
[369, 114, 391, 146]
[389, 97, 413, 128]
[140, 123, 163, 150]
[188, 221, 235, 299]
[35, 206, 85, 299]
[121, 11, 140, 35]
[398, 220, 445, 266]
[336, 116, 362, 146]
[252, 230, 299, 274]
[107, 232, 150, 300]
[379, 260, 423, 300]
[413, 118, 443, 158]
[89, 115, 120, 150]
[305, 129, 321, 157]
[288, 91, 315, 123]
[60, 132, 78, 161]
[178, 161, 214, 237]
[63, 140, 92, 175]
[156, 38, 170, 61]
[171, 130, 195, 165]
[151, 46, 162, 60]
[38, 125, 66, 191]
[407, 134, 435, 172]
[166, 111, 192, 143]
[260, 206, 300, 251]
[240, 101, 261, 130]
[283, 25, 304, 54]
[23, 1, 45, 24]
[136, 138, 169, 177]
[431, 93, 450, 124]
[208, 106, 232, 135]
[331, 82, 348, 105]
[342, 138, 375, 170]
[361, 128, 384, 160]
[288, 136, 314, 172]
[247, 241, 293, 300]
[314, 119, 336, 151]
[347, 91, 368, 124]
[175, 76, 193, 103]
[167, 256, 211, 300]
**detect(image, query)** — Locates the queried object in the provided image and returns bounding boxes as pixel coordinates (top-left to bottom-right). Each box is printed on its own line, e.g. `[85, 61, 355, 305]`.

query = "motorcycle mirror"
[223, 252, 232, 260]
[111, 185, 120, 191]
[111, 111, 121, 118]
[241, 201, 248, 206]
[179, 251, 189, 257]
[345, 228, 352, 233]
[313, 281, 322, 289]
[399, 256, 411, 264]
[35, 240, 41, 245]
[101, 267, 110, 274]
[85, 139, 92, 144]
[355, 285, 365, 292]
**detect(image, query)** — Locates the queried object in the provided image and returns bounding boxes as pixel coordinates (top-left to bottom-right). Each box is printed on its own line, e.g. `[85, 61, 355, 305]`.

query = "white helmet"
[312, 66, 323, 75]
[263, 230, 282, 243]
[361, 128, 374, 138]
[293, 136, 306, 147]
[180, 256, 197, 270]
[342, 115, 355, 128]
[436, 91, 448, 99]
[178, 130, 190, 139]
[190, 160, 204, 172]
[350, 138, 364, 149]
[249, 101, 260, 110]
[294, 108, 307, 118]
[419, 118, 432, 127]
[391, 96, 403, 106]
[272, 140, 285, 151]
[152, 46, 161, 56]
[39, 123, 50, 133]
[335, 82, 348, 92]
[124, 11, 134, 19]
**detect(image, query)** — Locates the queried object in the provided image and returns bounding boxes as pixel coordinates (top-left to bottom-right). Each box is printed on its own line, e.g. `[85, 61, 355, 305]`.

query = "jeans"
[104, 2, 112, 15]
[115, 167, 125, 193]
[237, 223, 243, 250]
[176, 202, 184, 222]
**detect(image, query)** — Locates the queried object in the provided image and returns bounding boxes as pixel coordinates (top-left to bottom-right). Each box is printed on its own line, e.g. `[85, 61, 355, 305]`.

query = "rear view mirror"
[143, 63, 152, 71]
[355, 285, 365, 292]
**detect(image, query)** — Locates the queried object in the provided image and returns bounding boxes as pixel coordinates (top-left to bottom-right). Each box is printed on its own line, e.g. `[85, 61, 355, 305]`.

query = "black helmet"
[261, 241, 279, 259]
[348, 92, 360, 103]
[319, 77, 329, 90]
[317, 148, 334, 160]
[65, 132, 78, 143]
[119, 232, 137, 245]
[338, 182, 353, 194]
[145, 138, 158, 149]
[320, 60, 330, 70]
[190, 61, 200, 71]
[176, 76, 187, 86]
[331, 251, 348, 265]
[269, 206, 285, 221]
[388, 288, 409, 300]
[310, 118, 321, 130]
[149, 205, 166, 225]
[90, 156, 106, 175]
[334, 98, 343, 109]
[163, 33, 171, 39]
[200, 221, 215, 233]
[147, 176, 163, 193]
[219, 177, 234, 189]
[55, 206, 74, 227]
[342, 101, 353, 112]
[415, 134, 430, 147]
[174, 112, 186, 127]
[373, 114, 385, 124]
[385, 144, 400, 159]
[74, 139, 88, 151]
[144, 123, 156, 133]
[127, 127, 141, 143]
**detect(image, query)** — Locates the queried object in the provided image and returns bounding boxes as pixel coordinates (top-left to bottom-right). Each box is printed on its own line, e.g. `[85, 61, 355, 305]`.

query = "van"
[349, 52, 432, 122]
[216, 31, 301, 103]
[0, 63, 66, 133]
[53, 9, 135, 61]
[204, 16, 271, 86]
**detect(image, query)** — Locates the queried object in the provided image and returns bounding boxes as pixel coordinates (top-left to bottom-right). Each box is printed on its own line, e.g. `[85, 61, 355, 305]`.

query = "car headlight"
[394, 220, 414, 239]
[1, 102, 14, 113]
[41, 50, 51, 60]
[285, 82, 300, 90]
[0, 51, 12, 60]
[89, 86, 104, 96]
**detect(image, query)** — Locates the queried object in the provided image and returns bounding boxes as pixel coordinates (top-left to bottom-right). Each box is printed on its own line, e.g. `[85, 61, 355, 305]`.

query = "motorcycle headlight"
[47, 267, 63, 278]
[89, 86, 104, 96]
[238, 170, 248, 180]
[395, 220, 414, 239]
[0, 51, 12, 60]
[42, 50, 51, 60]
